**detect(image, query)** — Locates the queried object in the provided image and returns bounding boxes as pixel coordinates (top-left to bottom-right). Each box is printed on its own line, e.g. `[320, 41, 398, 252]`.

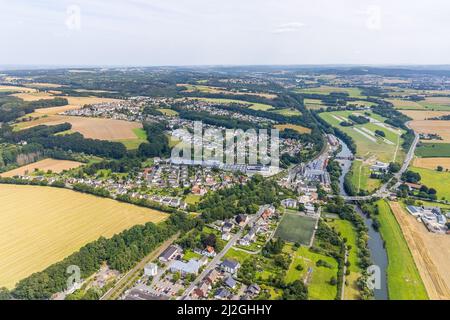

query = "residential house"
[215, 288, 231, 300]
[221, 259, 240, 274]
[224, 276, 237, 289]
[221, 232, 231, 241]
[247, 284, 261, 296]
[202, 246, 217, 257]
[235, 214, 248, 226]
[205, 269, 220, 285]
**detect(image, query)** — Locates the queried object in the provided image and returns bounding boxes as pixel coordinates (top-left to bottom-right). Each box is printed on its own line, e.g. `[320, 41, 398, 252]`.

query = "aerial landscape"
[0, 0, 449, 308]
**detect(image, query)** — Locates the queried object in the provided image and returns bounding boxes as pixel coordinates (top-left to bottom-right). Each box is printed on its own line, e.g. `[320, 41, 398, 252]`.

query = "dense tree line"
[138, 122, 170, 158]
[198, 175, 292, 222]
[327, 159, 343, 194]
[30, 133, 127, 159]
[0, 97, 68, 123]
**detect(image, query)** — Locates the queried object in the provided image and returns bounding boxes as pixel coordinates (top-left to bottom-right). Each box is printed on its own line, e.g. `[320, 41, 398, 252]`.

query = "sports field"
[376, 200, 428, 300]
[275, 211, 317, 245]
[389, 202, 450, 300]
[0, 184, 168, 289]
[0, 158, 83, 177]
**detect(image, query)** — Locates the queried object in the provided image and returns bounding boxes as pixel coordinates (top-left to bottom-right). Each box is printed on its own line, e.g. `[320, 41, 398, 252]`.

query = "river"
[335, 139, 389, 300]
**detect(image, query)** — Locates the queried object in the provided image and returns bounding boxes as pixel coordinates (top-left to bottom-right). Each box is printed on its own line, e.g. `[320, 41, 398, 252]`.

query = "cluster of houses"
[179, 99, 275, 126]
[238, 205, 276, 247]
[143, 161, 243, 194]
[406, 205, 449, 234]
[280, 138, 312, 157]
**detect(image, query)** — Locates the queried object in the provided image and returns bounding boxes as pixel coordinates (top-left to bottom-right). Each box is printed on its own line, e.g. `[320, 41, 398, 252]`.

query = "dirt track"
[389, 202, 450, 300]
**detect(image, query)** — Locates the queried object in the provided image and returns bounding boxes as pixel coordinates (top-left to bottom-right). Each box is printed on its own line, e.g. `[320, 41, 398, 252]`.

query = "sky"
[1, 0, 450, 66]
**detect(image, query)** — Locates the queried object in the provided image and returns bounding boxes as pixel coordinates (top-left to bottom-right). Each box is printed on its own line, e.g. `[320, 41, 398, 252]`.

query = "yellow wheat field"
[413, 157, 450, 171]
[275, 124, 312, 134]
[0, 184, 168, 289]
[15, 115, 142, 140]
[0, 158, 83, 177]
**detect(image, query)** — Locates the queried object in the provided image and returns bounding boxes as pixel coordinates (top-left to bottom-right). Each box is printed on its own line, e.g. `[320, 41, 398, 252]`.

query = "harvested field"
[15, 116, 143, 141]
[0, 85, 37, 93]
[0, 158, 83, 177]
[0, 184, 168, 289]
[11, 92, 122, 107]
[409, 120, 450, 143]
[275, 124, 311, 134]
[389, 202, 450, 300]
[11, 92, 54, 101]
[26, 83, 64, 89]
[413, 157, 450, 170]
[178, 84, 277, 99]
[399, 110, 450, 121]
[34, 105, 83, 115]
[387, 99, 424, 110]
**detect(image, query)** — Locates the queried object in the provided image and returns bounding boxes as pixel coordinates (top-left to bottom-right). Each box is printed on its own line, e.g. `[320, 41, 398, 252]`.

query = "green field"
[272, 108, 302, 117]
[388, 98, 450, 111]
[415, 143, 450, 158]
[184, 194, 202, 205]
[410, 167, 450, 201]
[327, 219, 362, 300]
[319, 110, 404, 163]
[376, 200, 428, 300]
[117, 128, 147, 150]
[348, 160, 382, 193]
[189, 97, 273, 111]
[274, 211, 317, 245]
[157, 108, 178, 116]
[296, 86, 364, 99]
[284, 245, 338, 300]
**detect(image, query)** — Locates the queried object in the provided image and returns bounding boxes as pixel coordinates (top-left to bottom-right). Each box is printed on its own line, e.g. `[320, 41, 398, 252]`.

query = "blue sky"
[1, 0, 450, 66]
